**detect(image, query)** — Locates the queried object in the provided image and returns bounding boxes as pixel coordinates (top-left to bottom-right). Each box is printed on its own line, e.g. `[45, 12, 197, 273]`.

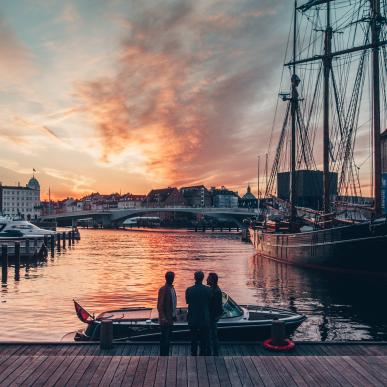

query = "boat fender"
[263, 338, 295, 351]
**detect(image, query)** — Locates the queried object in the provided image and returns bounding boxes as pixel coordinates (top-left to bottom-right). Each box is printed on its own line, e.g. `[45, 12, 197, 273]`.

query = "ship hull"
[249, 220, 387, 273]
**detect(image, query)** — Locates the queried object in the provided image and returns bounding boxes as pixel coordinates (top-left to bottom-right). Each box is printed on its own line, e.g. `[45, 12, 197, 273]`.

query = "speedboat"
[74, 293, 306, 342]
[0, 217, 55, 238]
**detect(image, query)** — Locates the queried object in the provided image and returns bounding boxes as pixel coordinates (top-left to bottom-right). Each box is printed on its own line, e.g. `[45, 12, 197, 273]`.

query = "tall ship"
[250, 0, 387, 273]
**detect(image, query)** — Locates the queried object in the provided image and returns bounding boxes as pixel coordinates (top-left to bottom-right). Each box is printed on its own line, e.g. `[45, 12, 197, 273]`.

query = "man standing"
[207, 272, 223, 356]
[157, 271, 177, 356]
[185, 271, 212, 356]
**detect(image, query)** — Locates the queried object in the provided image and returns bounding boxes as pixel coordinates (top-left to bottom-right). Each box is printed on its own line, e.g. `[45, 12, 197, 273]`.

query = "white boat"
[0, 216, 55, 238]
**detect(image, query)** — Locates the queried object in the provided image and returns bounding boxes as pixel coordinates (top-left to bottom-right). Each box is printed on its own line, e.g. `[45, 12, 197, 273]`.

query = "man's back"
[186, 283, 212, 327]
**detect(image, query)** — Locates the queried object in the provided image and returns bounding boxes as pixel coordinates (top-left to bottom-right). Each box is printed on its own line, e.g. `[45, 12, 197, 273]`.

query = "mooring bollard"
[271, 319, 286, 346]
[62, 232, 66, 249]
[15, 242, 20, 280]
[2, 245, 8, 282]
[50, 235, 55, 256]
[100, 320, 113, 350]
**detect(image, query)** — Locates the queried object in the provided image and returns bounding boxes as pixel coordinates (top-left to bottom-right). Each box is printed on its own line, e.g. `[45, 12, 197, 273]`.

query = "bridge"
[40, 207, 258, 227]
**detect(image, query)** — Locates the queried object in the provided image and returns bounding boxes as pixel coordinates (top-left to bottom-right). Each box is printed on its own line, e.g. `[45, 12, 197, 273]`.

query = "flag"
[73, 300, 94, 323]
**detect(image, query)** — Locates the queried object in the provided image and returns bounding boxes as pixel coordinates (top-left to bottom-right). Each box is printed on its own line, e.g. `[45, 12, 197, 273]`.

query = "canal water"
[1, 229, 386, 341]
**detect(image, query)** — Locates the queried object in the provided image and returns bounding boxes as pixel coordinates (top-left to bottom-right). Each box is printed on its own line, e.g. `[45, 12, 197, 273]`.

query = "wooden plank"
[313, 355, 345, 386]
[176, 356, 188, 387]
[142, 356, 158, 387]
[0, 355, 31, 384]
[53, 355, 87, 386]
[41, 356, 77, 386]
[214, 356, 231, 387]
[20, 354, 59, 386]
[154, 356, 168, 387]
[120, 356, 140, 386]
[74, 355, 103, 386]
[240, 356, 263, 387]
[286, 357, 319, 386]
[132, 356, 150, 386]
[223, 357, 242, 387]
[31, 355, 68, 387]
[357, 356, 387, 383]
[166, 356, 177, 387]
[110, 356, 130, 387]
[62, 355, 94, 386]
[232, 357, 253, 386]
[196, 356, 209, 387]
[186, 356, 198, 387]
[324, 355, 368, 386]
[205, 357, 220, 387]
[88, 356, 114, 387]
[341, 356, 384, 387]
[277, 357, 309, 387]
[94, 356, 122, 386]
[260, 357, 290, 386]
[3, 355, 47, 386]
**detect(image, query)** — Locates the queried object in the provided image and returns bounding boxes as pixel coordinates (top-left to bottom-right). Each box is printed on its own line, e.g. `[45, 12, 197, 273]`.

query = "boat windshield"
[222, 292, 243, 318]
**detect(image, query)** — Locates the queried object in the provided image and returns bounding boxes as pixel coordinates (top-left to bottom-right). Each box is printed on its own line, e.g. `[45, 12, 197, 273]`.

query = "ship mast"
[286, 0, 386, 218]
[371, 0, 382, 217]
[323, 2, 332, 215]
[290, 0, 298, 228]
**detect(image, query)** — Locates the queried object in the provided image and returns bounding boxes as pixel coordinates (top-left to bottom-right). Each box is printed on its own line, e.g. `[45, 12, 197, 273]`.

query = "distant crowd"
[157, 271, 223, 356]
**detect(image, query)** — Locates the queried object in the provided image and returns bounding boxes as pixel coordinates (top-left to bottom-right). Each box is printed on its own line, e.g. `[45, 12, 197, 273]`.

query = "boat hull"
[249, 220, 387, 273]
[76, 316, 305, 342]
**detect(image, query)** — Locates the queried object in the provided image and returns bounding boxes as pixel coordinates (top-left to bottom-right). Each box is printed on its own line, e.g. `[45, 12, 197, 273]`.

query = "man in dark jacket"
[207, 272, 223, 356]
[157, 271, 177, 356]
[185, 271, 212, 356]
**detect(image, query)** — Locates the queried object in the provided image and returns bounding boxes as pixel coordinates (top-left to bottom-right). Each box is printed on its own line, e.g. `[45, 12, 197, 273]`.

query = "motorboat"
[0, 217, 54, 258]
[0, 217, 55, 238]
[74, 293, 306, 342]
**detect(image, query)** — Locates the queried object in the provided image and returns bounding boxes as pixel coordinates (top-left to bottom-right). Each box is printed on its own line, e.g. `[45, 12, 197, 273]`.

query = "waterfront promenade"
[0, 342, 386, 386]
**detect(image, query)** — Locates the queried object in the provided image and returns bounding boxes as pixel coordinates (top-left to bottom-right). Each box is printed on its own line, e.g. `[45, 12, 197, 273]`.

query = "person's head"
[194, 271, 204, 284]
[165, 271, 175, 285]
[207, 272, 218, 287]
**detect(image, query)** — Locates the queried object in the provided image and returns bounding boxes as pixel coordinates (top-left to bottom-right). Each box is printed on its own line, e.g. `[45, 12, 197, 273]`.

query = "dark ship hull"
[249, 219, 387, 273]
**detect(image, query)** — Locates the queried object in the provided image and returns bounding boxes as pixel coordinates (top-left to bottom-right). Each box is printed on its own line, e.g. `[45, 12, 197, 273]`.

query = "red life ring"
[263, 338, 295, 351]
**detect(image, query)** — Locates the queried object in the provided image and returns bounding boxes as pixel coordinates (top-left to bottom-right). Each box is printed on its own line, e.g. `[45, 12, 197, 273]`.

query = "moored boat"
[74, 293, 306, 342]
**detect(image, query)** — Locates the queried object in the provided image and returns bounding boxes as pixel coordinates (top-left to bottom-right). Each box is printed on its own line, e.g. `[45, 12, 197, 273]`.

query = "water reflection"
[248, 254, 387, 341]
[0, 228, 386, 341]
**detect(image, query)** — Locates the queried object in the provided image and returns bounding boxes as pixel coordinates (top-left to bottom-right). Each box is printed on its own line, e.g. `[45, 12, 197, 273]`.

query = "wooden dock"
[0, 342, 386, 386]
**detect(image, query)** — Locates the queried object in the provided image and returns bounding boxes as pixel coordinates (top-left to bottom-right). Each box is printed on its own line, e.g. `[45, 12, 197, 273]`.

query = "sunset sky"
[0, 0, 378, 200]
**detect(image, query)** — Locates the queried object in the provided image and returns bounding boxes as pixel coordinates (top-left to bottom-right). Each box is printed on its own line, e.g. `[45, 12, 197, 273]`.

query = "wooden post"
[237, 226, 239, 232]
[14, 242, 20, 280]
[50, 235, 55, 256]
[43, 235, 48, 249]
[220, 227, 223, 232]
[229, 226, 231, 232]
[202, 225, 205, 232]
[25, 239, 30, 256]
[68, 231, 72, 246]
[1, 245, 8, 283]
[71, 229, 75, 242]
[100, 320, 113, 350]
[62, 232, 66, 249]
[212, 226, 215, 232]
[57, 233, 61, 251]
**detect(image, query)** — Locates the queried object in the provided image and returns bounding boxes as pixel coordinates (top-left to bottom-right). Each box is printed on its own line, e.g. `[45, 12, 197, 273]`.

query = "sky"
[0, 0, 292, 200]
[0, 0, 380, 200]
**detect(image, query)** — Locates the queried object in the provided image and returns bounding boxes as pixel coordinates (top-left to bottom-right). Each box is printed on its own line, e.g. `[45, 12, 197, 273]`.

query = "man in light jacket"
[157, 271, 176, 356]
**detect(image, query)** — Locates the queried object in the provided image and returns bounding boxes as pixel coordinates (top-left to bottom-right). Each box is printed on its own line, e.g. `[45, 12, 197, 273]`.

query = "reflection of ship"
[250, 0, 387, 273]
[248, 253, 387, 341]
[74, 292, 306, 342]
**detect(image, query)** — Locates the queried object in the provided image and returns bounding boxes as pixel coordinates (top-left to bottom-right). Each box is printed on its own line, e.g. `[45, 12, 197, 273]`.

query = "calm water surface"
[1, 229, 387, 341]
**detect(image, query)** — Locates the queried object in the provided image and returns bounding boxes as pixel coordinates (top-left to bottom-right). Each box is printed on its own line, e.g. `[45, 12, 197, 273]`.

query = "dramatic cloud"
[0, 15, 35, 85]
[76, 0, 288, 189]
